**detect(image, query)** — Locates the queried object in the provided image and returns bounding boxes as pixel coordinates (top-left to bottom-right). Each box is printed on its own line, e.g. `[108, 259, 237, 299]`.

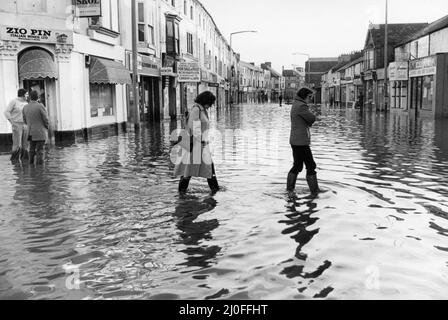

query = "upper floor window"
[89, 0, 119, 33]
[166, 17, 180, 55]
[187, 32, 194, 55]
[184, 1, 187, 15]
[171, 0, 175, 7]
[138, 2, 145, 42]
[190, 6, 193, 20]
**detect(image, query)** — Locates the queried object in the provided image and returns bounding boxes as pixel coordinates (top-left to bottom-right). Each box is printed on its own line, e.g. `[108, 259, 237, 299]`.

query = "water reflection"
[174, 195, 221, 269]
[1, 105, 448, 299]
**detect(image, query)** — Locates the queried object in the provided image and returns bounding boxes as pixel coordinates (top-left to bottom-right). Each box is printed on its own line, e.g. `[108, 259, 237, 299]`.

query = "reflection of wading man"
[287, 88, 320, 195]
[174, 91, 220, 193]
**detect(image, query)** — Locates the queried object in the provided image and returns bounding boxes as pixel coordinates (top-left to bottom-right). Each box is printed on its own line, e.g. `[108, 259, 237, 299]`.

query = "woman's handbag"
[173, 105, 202, 151]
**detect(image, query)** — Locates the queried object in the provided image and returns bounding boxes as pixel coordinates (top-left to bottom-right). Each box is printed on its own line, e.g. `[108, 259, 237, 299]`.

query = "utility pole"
[384, 0, 389, 112]
[131, 0, 140, 130]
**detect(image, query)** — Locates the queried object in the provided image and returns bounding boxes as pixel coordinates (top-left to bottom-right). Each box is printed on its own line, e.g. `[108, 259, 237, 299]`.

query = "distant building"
[282, 69, 304, 103]
[305, 58, 339, 104]
[393, 15, 448, 118]
[362, 22, 428, 112]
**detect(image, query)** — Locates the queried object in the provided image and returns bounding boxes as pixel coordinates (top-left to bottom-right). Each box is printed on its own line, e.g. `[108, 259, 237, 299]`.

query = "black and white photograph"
[1, 0, 448, 307]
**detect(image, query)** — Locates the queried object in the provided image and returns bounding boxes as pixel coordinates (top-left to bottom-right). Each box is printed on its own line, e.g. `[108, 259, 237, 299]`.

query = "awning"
[89, 57, 132, 85]
[19, 49, 57, 80]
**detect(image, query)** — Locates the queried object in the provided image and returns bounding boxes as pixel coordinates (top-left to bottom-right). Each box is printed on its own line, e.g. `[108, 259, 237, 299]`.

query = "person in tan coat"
[22, 90, 49, 165]
[287, 87, 320, 194]
[174, 91, 220, 193]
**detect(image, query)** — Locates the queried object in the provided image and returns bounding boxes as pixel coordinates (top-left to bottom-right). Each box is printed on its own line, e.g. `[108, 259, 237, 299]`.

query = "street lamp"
[230, 30, 257, 106]
[292, 52, 310, 88]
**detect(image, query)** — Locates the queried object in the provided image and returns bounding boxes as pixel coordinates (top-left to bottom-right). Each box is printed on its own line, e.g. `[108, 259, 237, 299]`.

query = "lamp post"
[229, 30, 257, 106]
[131, 0, 140, 130]
[292, 52, 310, 87]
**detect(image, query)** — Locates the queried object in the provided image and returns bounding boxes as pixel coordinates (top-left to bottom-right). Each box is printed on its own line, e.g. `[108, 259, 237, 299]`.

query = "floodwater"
[1, 104, 448, 300]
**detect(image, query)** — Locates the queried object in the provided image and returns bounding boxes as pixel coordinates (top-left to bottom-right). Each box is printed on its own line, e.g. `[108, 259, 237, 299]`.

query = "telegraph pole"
[131, 0, 140, 130]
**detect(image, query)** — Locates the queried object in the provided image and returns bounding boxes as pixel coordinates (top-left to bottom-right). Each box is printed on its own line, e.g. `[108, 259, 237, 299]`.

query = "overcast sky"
[199, 0, 448, 72]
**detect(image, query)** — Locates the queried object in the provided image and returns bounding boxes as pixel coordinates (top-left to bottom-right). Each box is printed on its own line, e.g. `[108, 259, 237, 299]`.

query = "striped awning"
[19, 49, 57, 80]
[89, 57, 132, 85]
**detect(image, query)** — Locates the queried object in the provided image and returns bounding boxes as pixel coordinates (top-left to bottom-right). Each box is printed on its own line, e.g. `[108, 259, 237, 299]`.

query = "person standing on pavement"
[279, 94, 283, 107]
[3, 89, 29, 163]
[287, 87, 320, 195]
[22, 90, 49, 165]
[174, 91, 220, 193]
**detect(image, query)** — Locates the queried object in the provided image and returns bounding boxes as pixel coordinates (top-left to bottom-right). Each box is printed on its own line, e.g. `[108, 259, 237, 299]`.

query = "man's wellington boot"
[306, 174, 320, 195]
[287, 172, 298, 192]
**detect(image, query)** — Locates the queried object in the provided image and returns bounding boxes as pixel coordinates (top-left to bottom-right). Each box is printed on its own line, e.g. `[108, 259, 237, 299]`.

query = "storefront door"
[23, 79, 55, 143]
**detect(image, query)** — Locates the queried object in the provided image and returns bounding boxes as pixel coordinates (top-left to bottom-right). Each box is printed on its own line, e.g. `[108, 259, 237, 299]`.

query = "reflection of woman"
[174, 91, 220, 193]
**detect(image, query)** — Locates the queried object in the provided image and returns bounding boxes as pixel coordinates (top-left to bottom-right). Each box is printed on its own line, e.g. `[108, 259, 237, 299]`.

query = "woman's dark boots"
[179, 176, 220, 193]
[287, 172, 298, 192]
[306, 174, 320, 195]
[207, 176, 220, 193]
[178, 177, 191, 192]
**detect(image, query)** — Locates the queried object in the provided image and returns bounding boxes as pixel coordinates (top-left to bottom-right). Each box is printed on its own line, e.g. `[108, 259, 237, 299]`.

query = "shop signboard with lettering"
[74, 0, 102, 18]
[388, 62, 409, 81]
[0, 25, 73, 44]
[409, 56, 437, 77]
[177, 62, 201, 82]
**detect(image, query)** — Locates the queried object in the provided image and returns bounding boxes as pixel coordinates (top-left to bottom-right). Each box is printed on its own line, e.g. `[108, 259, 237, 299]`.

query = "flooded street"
[1, 104, 448, 300]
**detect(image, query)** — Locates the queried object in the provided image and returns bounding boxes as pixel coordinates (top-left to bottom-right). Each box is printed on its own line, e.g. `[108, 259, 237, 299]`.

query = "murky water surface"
[1, 105, 448, 300]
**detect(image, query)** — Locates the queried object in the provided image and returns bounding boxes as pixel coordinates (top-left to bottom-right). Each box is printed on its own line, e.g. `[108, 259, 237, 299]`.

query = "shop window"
[401, 82, 408, 109]
[422, 75, 434, 111]
[90, 84, 115, 118]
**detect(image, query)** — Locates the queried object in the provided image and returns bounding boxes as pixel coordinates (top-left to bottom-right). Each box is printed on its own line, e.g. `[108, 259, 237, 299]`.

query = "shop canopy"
[19, 49, 57, 80]
[89, 57, 132, 85]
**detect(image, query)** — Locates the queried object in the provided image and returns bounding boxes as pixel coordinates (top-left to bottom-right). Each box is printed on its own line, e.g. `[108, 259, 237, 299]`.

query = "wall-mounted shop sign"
[74, 0, 102, 18]
[388, 62, 409, 81]
[177, 62, 201, 82]
[0, 25, 73, 44]
[208, 83, 219, 88]
[409, 56, 437, 77]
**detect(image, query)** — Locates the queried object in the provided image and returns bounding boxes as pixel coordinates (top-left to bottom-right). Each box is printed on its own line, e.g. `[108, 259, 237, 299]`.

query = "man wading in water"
[287, 87, 320, 195]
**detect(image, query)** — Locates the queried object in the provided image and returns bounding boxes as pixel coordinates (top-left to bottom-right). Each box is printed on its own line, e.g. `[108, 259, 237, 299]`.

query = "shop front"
[363, 70, 375, 111]
[162, 54, 178, 120]
[0, 25, 74, 147]
[354, 78, 363, 109]
[126, 53, 162, 121]
[388, 61, 409, 111]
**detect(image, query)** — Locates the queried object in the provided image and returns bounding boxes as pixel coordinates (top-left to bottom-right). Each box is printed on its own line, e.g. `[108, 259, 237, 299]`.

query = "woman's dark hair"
[18, 89, 27, 98]
[297, 87, 314, 100]
[195, 91, 216, 106]
[29, 90, 39, 102]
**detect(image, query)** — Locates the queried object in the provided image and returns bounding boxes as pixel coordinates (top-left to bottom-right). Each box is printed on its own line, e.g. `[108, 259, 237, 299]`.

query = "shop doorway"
[23, 79, 56, 143]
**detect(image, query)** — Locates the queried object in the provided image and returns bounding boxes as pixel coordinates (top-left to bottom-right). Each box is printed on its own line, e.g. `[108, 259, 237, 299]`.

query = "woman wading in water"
[174, 91, 220, 193]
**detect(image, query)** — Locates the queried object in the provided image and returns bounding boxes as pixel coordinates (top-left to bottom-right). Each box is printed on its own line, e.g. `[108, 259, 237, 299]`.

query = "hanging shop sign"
[409, 56, 437, 77]
[177, 62, 201, 83]
[161, 67, 176, 77]
[388, 62, 408, 81]
[74, 0, 102, 18]
[0, 25, 73, 44]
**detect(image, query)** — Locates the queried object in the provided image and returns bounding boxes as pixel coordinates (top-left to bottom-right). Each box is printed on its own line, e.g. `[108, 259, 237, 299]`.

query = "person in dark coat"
[22, 90, 49, 165]
[279, 94, 283, 107]
[287, 87, 320, 194]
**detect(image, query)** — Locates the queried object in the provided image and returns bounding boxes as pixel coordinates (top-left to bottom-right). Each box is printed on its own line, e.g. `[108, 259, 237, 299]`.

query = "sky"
[199, 0, 448, 72]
